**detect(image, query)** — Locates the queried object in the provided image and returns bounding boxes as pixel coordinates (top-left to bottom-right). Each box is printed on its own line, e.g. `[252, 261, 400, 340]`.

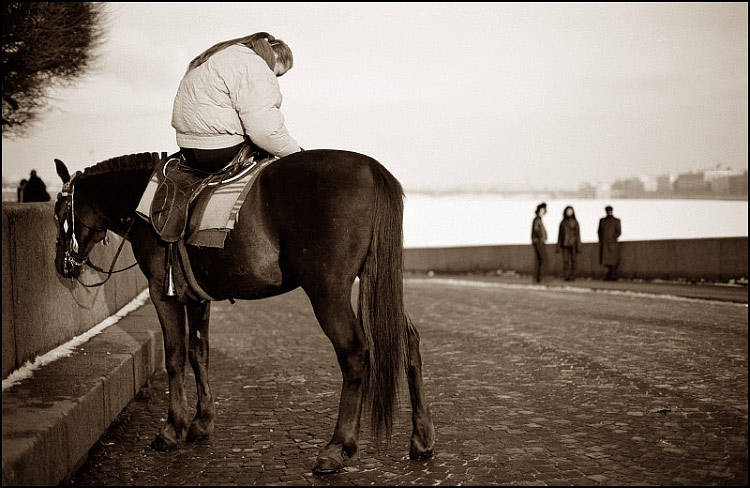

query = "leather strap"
[176, 240, 216, 302]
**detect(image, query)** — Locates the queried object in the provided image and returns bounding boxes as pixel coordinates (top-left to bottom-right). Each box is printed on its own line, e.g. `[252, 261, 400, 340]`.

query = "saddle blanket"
[136, 154, 277, 248]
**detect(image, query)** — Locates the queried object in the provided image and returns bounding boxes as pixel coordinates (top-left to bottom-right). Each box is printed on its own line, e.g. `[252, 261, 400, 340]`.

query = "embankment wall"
[404, 237, 748, 281]
[2, 202, 148, 379]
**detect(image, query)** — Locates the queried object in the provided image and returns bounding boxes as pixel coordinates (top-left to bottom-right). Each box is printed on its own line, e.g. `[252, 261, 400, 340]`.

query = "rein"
[74, 218, 139, 288]
[60, 174, 139, 288]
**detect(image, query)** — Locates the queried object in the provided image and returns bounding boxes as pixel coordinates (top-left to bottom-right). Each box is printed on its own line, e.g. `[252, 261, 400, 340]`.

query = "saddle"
[150, 144, 264, 243]
[139, 143, 273, 302]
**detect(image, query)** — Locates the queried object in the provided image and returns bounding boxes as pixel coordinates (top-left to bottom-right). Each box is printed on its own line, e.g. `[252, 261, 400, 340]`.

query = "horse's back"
[189, 149, 401, 299]
[261, 149, 385, 197]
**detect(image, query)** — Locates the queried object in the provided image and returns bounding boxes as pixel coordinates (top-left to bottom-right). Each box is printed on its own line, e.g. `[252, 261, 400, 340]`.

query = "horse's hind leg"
[150, 288, 190, 451]
[406, 316, 435, 459]
[307, 287, 367, 474]
[186, 300, 215, 441]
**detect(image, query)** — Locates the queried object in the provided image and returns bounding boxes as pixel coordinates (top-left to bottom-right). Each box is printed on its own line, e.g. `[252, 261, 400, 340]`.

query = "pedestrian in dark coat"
[22, 170, 51, 202]
[597, 205, 621, 281]
[557, 206, 581, 281]
[531, 202, 548, 283]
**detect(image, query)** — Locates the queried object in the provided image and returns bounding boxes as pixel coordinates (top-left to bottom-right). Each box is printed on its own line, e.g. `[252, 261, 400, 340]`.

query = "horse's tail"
[358, 159, 408, 445]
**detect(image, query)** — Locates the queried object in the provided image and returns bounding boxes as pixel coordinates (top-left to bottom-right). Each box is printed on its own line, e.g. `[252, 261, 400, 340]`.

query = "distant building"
[595, 182, 612, 198]
[656, 174, 676, 195]
[674, 172, 709, 195]
[636, 174, 659, 193]
[727, 171, 748, 195]
[611, 177, 645, 198]
[573, 166, 746, 199]
[577, 181, 597, 198]
[576, 180, 613, 198]
[704, 166, 746, 195]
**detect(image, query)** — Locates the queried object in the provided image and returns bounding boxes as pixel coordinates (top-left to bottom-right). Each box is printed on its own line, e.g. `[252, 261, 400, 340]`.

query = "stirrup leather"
[150, 155, 209, 243]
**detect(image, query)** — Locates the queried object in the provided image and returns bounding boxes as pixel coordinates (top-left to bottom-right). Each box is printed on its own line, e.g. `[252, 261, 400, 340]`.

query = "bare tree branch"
[2, 2, 107, 138]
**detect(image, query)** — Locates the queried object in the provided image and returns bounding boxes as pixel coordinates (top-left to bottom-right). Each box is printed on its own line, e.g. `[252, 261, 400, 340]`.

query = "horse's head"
[53, 159, 110, 279]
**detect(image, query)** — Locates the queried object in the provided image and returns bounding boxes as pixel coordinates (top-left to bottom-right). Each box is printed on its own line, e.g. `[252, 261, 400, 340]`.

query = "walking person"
[598, 205, 621, 281]
[531, 202, 548, 283]
[557, 205, 581, 281]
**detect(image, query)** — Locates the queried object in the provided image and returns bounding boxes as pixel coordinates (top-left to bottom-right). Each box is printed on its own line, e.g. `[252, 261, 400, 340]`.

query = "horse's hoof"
[312, 452, 345, 474]
[345, 447, 360, 461]
[151, 433, 177, 451]
[409, 448, 434, 460]
[409, 437, 435, 460]
[186, 427, 208, 442]
[312, 461, 344, 474]
[187, 419, 214, 442]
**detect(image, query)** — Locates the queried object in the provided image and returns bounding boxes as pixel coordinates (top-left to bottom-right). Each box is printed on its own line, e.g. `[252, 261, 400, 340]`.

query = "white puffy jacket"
[171, 44, 300, 157]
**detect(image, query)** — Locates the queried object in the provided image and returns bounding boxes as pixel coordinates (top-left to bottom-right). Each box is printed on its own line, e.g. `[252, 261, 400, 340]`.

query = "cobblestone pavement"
[68, 279, 748, 486]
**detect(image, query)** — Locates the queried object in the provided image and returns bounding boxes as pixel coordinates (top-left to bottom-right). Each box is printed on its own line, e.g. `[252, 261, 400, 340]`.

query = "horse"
[52, 149, 435, 474]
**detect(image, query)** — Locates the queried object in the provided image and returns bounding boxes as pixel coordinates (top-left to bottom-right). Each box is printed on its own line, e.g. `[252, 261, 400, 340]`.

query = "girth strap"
[176, 240, 216, 302]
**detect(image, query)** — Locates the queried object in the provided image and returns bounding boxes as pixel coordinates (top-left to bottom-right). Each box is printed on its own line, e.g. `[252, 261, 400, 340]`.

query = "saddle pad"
[136, 155, 277, 248]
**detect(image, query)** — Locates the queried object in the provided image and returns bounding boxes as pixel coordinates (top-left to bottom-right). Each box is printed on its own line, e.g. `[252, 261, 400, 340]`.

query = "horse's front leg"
[150, 286, 190, 451]
[186, 300, 215, 441]
[406, 317, 435, 459]
[307, 288, 367, 474]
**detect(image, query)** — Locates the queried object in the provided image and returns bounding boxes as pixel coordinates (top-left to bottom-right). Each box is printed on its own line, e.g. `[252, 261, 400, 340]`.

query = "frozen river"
[403, 193, 748, 248]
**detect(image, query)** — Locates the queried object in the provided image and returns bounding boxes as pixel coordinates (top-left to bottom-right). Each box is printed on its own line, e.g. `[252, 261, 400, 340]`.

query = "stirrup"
[164, 243, 177, 297]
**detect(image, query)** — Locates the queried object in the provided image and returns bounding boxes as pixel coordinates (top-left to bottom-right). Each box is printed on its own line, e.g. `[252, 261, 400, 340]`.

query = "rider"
[171, 31, 302, 172]
[156, 32, 303, 296]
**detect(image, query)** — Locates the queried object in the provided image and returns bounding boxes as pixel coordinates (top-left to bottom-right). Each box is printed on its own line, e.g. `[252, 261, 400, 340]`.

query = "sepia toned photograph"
[2, 2, 747, 486]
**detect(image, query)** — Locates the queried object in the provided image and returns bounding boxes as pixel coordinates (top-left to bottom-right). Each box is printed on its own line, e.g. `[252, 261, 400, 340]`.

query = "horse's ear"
[55, 159, 71, 183]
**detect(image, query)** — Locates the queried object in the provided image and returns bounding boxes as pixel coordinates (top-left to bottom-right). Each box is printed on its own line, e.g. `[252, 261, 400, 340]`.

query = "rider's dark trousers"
[180, 143, 245, 173]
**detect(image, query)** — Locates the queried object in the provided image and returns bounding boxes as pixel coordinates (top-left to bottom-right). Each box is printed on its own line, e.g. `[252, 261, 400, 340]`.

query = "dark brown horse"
[52, 149, 434, 473]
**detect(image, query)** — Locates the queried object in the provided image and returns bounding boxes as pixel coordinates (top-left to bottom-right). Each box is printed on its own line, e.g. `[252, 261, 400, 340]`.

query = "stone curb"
[405, 273, 749, 304]
[1, 300, 163, 486]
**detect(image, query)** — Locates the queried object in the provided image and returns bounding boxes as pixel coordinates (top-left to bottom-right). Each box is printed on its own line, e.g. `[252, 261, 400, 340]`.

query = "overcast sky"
[2, 2, 747, 191]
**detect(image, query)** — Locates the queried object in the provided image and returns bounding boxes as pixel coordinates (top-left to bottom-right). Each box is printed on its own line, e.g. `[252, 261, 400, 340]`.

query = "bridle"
[56, 173, 139, 287]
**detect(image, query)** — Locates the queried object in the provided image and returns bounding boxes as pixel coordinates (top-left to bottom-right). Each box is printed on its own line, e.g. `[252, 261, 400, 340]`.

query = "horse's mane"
[82, 152, 162, 177]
